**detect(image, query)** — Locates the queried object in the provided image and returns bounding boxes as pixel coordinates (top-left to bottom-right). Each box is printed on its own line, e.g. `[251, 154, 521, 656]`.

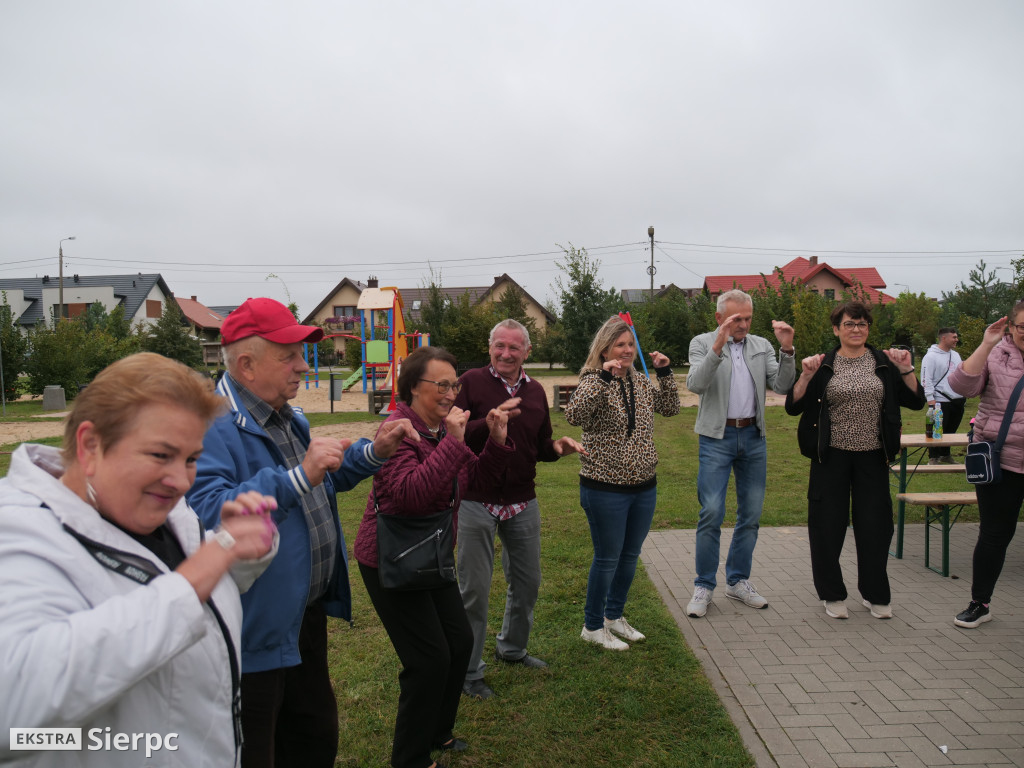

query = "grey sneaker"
[726, 580, 768, 609]
[824, 600, 849, 619]
[686, 586, 713, 618]
[861, 599, 893, 619]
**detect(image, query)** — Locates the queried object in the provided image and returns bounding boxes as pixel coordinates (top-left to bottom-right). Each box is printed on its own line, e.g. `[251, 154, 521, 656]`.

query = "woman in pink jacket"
[354, 346, 514, 768]
[948, 303, 1024, 629]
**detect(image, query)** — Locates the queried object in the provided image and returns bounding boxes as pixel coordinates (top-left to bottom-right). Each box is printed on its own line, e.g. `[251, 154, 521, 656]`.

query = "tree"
[1, 293, 28, 401]
[24, 318, 94, 397]
[892, 291, 941, 354]
[491, 284, 538, 341]
[940, 260, 1015, 326]
[554, 244, 621, 372]
[142, 298, 203, 368]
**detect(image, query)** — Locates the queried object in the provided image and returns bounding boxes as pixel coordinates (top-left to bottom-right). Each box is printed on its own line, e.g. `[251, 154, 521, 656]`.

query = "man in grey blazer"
[685, 289, 796, 617]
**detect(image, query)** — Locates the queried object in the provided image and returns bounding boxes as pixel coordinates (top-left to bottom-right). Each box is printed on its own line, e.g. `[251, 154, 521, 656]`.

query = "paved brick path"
[643, 524, 1024, 768]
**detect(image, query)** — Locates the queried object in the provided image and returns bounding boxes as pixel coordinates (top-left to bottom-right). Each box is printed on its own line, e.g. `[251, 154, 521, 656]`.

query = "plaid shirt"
[233, 376, 336, 604]
[482, 365, 529, 521]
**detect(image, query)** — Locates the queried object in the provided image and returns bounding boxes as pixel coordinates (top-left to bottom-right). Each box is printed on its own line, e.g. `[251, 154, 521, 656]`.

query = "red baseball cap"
[220, 298, 325, 345]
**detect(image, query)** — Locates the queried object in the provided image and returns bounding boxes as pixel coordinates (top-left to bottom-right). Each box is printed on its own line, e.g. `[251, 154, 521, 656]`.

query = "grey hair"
[489, 318, 531, 349]
[716, 289, 753, 314]
[222, 335, 267, 372]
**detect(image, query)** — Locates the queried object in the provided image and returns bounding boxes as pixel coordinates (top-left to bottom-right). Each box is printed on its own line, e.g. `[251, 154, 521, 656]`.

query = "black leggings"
[971, 469, 1024, 603]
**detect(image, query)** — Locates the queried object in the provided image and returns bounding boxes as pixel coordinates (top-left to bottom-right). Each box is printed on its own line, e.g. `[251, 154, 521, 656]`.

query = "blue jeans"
[580, 484, 657, 631]
[694, 426, 767, 590]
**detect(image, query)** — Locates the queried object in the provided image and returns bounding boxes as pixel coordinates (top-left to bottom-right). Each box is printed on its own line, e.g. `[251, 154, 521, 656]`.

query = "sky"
[2, 1, 1023, 318]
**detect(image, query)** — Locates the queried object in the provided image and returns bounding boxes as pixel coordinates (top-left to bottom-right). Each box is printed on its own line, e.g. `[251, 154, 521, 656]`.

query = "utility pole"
[647, 226, 656, 300]
[58, 236, 76, 321]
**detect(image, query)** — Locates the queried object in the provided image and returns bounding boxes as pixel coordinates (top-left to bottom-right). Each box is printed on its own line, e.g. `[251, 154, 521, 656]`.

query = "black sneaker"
[954, 600, 991, 628]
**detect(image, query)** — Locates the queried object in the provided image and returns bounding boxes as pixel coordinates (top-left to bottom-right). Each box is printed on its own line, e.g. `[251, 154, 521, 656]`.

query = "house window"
[67, 303, 88, 318]
[146, 300, 162, 318]
[824, 289, 835, 300]
[333, 305, 358, 331]
[412, 300, 421, 310]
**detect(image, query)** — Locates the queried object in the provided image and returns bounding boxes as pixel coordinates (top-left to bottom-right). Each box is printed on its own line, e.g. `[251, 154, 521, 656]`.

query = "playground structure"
[313, 286, 429, 413]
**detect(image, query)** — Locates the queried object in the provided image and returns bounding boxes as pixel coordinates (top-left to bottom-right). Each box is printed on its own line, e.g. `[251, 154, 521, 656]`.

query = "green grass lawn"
[0, 399, 977, 767]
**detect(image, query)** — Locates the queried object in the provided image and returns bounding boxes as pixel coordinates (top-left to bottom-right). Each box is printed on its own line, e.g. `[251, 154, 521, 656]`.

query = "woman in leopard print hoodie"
[565, 316, 680, 650]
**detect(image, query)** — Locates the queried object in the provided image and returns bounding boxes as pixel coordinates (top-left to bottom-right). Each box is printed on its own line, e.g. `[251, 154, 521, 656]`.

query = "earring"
[85, 479, 99, 510]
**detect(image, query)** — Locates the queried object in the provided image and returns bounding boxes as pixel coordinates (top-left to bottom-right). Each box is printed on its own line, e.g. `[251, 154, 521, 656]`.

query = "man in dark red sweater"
[454, 319, 583, 699]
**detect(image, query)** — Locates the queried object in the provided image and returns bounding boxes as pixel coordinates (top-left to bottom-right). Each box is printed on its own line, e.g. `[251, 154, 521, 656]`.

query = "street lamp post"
[647, 226, 655, 301]
[58, 236, 76, 321]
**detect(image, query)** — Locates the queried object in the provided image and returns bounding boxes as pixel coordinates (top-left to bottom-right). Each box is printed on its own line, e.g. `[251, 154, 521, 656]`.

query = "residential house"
[703, 257, 895, 304]
[302, 274, 556, 357]
[176, 296, 225, 365]
[0, 273, 174, 330]
[621, 283, 701, 304]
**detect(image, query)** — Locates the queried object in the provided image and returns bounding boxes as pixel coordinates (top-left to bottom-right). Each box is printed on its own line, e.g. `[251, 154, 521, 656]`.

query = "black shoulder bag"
[965, 374, 1024, 485]
[375, 477, 458, 590]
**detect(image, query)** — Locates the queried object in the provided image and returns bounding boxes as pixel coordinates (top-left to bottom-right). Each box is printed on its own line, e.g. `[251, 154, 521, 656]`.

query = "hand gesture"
[219, 491, 278, 559]
[983, 316, 1008, 346]
[485, 406, 509, 445]
[602, 358, 627, 377]
[772, 320, 795, 350]
[800, 354, 824, 378]
[649, 350, 670, 368]
[302, 437, 350, 487]
[495, 397, 522, 420]
[445, 406, 470, 442]
[373, 418, 419, 458]
[715, 313, 745, 346]
[883, 348, 912, 371]
[553, 436, 586, 456]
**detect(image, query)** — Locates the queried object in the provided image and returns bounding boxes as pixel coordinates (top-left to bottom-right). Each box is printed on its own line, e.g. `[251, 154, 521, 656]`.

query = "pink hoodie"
[948, 335, 1024, 473]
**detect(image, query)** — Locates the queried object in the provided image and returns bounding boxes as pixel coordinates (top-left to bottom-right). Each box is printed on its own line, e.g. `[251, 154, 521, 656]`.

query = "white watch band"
[212, 528, 236, 551]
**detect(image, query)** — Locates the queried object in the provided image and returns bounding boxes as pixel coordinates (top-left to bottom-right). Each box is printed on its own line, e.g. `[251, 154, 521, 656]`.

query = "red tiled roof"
[176, 297, 224, 330]
[705, 258, 895, 304]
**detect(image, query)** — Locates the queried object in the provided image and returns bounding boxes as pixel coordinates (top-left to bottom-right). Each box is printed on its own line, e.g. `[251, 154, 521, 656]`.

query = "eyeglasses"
[419, 378, 463, 394]
[841, 321, 870, 330]
[1010, 323, 1024, 333]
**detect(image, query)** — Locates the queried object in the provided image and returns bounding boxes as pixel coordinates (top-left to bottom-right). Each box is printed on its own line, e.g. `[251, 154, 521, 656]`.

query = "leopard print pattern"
[564, 367, 680, 486]
[826, 352, 883, 451]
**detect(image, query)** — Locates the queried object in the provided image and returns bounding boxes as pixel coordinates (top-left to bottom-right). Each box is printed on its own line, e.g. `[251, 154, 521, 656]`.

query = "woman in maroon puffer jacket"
[354, 346, 513, 768]
[948, 303, 1024, 629]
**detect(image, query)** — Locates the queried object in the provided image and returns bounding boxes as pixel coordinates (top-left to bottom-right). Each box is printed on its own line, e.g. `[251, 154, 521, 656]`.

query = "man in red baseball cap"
[188, 297, 417, 768]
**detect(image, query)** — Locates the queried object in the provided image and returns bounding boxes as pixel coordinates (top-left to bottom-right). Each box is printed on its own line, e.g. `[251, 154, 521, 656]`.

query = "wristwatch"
[212, 528, 237, 552]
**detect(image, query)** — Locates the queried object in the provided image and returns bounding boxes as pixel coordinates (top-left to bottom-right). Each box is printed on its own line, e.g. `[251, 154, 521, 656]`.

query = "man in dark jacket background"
[454, 319, 583, 699]
[188, 297, 415, 768]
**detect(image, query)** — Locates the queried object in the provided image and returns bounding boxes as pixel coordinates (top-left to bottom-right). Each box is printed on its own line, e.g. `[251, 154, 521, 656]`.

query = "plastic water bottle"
[932, 403, 943, 439]
[926, 406, 934, 438]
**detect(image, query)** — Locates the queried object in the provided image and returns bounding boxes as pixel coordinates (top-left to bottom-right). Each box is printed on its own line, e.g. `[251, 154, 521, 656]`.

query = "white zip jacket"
[0, 444, 274, 767]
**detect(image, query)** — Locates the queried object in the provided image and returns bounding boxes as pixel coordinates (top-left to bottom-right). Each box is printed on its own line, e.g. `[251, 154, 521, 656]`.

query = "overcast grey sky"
[2, 1, 1023, 316]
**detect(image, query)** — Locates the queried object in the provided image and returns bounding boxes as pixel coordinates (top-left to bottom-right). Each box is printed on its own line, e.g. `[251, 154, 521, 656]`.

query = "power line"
[656, 241, 1023, 256]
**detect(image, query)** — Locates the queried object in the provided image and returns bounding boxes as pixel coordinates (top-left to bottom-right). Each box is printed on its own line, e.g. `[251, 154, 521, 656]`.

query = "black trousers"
[928, 397, 967, 458]
[807, 449, 893, 604]
[971, 469, 1024, 603]
[240, 603, 339, 768]
[359, 562, 473, 768]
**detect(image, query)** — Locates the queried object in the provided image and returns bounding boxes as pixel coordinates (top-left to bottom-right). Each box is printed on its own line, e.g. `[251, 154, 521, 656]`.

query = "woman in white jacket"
[0, 353, 278, 767]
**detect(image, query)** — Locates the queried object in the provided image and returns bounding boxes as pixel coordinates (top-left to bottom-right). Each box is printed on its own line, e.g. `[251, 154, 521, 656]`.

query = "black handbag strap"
[373, 476, 458, 515]
[992, 374, 1024, 451]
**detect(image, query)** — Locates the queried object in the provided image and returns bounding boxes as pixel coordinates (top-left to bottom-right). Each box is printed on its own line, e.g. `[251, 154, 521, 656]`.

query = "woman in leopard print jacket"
[565, 316, 680, 650]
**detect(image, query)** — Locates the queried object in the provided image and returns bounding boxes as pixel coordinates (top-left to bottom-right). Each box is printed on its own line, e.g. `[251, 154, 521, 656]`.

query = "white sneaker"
[725, 580, 769, 609]
[686, 586, 713, 618]
[861, 599, 893, 619]
[605, 616, 645, 642]
[824, 600, 849, 619]
[581, 626, 629, 651]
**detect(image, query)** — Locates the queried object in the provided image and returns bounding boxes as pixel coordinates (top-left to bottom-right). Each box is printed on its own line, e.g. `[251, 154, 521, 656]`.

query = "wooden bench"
[555, 384, 578, 411]
[367, 390, 392, 415]
[890, 463, 966, 475]
[896, 491, 978, 577]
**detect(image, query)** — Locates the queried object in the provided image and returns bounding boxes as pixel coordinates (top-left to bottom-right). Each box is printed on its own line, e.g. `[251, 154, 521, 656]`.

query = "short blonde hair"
[582, 316, 633, 372]
[63, 353, 225, 464]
